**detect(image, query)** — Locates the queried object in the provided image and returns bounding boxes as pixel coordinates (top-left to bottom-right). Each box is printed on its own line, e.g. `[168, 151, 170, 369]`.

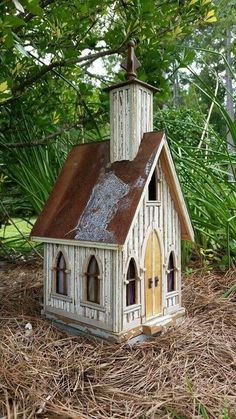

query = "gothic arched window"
[86, 256, 100, 304]
[167, 252, 175, 292]
[148, 170, 157, 200]
[126, 258, 137, 306]
[55, 251, 68, 295]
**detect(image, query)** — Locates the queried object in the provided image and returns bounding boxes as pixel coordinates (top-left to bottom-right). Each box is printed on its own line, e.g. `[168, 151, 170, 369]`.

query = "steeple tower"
[106, 41, 159, 163]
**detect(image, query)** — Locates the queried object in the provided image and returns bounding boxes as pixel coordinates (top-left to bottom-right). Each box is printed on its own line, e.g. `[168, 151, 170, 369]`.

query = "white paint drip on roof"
[134, 176, 145, 188]
[144, 151, 156, 175]
[75, 172, 130, 242]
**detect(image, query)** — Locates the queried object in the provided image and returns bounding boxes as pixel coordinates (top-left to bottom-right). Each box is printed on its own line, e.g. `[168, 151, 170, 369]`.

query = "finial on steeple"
[121, 40, 141, 80]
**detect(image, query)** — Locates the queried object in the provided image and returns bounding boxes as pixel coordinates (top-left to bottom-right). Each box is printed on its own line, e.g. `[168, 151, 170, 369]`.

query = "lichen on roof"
[75, 172, 130, 243]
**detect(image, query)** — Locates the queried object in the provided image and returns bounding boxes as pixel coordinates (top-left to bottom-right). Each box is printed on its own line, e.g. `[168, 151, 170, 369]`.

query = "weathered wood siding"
[122, 160, 182, 330]
[110, 83, 153, 162]
[44, 244, 117, 332]
[43, 159, 182, 335]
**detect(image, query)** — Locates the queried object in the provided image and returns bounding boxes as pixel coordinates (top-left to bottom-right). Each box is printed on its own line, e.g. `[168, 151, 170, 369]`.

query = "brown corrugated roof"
[31, 132, 164, 244]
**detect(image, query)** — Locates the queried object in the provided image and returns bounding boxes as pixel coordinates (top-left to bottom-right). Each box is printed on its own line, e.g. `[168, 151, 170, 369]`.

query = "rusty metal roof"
[31, 132, 164, 244]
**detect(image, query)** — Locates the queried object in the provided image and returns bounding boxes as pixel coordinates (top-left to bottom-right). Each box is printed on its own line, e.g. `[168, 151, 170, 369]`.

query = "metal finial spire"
[121, 41, 141, 80]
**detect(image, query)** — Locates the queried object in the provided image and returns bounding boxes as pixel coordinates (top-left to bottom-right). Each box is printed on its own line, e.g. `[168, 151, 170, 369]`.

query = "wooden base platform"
[42, 308, 185, 343]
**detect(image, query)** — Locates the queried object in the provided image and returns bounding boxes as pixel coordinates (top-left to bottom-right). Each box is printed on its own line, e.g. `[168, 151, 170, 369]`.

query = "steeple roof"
[104, 41, 159, 93]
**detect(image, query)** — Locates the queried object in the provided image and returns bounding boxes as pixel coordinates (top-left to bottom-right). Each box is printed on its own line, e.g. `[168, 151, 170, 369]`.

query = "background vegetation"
[0, 0, 235, 267]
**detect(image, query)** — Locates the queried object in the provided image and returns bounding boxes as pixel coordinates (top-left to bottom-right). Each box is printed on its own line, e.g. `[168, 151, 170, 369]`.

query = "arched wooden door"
[144, 231, 162, 319]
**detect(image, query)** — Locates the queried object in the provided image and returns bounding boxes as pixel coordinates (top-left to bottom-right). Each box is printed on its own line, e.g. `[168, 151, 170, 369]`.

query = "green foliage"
[0, 0, 216, 102]
[0, 108, 73, 213]
[1, 0, 234, 264]
[224, 282, 236, 298]
[154, 106, 236, 265]
[0, 217, 36, 250]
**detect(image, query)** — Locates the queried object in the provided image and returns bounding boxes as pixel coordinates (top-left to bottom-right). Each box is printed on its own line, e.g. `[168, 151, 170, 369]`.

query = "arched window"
[85, 256, 100, 304]
[167, 252, 175, 292]
[148, 170, 157, 200]
[126, 258, 137, 306]
[55, 252, 68, 295]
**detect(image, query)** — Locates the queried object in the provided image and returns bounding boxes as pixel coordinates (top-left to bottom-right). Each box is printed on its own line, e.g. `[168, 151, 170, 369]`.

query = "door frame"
[140, 224, 164, 323]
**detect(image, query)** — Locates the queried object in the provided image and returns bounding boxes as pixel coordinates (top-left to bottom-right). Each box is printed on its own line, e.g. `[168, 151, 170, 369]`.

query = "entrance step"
[143, 315, 174, 336]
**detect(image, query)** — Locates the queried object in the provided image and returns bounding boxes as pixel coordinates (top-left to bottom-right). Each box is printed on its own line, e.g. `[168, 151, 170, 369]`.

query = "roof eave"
[161, 138, 194, 242]
[103, 78, 160, 93]
[31, 236, 123, 250]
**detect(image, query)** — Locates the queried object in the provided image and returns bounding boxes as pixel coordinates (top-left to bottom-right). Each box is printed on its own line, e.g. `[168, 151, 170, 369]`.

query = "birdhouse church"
[31, 42, 194, 342]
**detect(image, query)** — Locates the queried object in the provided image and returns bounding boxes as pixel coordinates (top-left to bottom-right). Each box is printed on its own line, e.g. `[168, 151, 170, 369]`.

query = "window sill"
[124, 303, 141, 313]
[146, 201, 161, 206]
[80, 300, 105, 312]
[51, 267, 71, 274]
[166, 291, 179, 297]
[50, 293, 73, 303]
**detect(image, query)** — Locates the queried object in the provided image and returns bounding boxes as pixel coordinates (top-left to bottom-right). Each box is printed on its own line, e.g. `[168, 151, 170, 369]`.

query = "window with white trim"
[85, 256, 100, 304]
[126, 258, 137, 306]
[55, 251, 68, 296]
[167, 251, 175, 292]
[148, 170, 157, 201]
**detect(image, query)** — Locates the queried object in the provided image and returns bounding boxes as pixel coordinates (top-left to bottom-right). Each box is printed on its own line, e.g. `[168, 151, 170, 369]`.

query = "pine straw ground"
[0, 262, 235, 419]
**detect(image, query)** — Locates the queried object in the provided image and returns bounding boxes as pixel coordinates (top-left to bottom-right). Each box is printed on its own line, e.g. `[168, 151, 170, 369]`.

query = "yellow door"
[144, 231, 162, 319]
[153, 232, 161, 314]
[145, 233, 153, 318]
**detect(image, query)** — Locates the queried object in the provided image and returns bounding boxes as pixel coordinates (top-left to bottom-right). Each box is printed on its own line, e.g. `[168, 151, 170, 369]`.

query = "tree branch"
[0, 123, 77, 149]
[12, 46, 124, 96]
[84, 69, 111, 84]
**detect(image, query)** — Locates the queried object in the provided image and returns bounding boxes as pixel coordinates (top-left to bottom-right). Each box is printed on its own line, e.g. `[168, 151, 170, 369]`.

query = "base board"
[43, 308, 185, 343]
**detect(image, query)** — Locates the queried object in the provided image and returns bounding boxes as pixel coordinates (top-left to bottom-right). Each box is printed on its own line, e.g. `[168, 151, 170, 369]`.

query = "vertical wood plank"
[110, 84, 153, 162]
